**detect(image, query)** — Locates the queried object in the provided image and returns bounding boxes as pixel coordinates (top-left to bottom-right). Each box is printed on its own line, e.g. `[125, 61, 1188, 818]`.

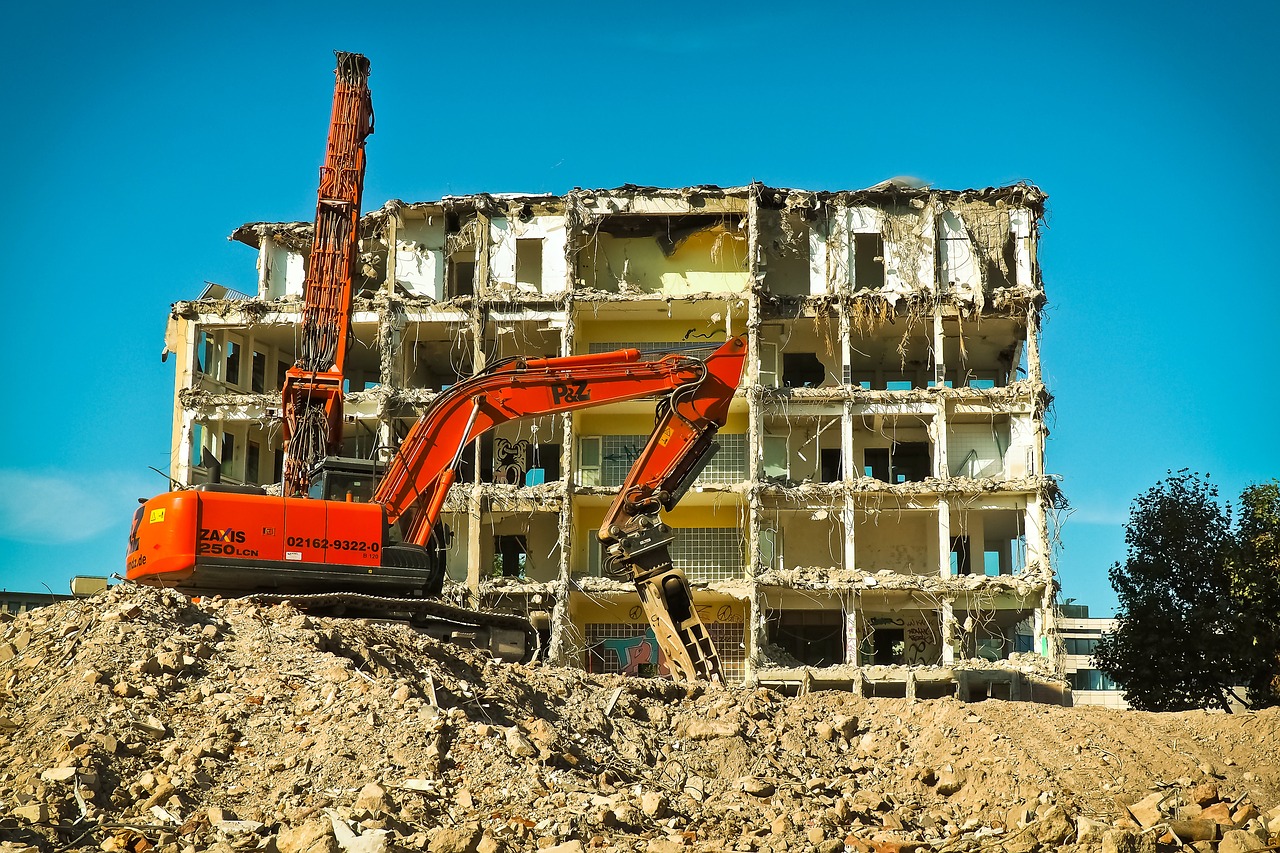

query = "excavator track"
[242, 591, 539, 664]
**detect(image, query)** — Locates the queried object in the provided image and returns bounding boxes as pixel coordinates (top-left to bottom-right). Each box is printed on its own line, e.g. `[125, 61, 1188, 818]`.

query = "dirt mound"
[1, 584, 1278, 853]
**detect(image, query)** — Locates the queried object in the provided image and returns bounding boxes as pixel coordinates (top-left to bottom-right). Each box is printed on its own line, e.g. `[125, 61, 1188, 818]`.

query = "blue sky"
[2, 1, 1277, 613]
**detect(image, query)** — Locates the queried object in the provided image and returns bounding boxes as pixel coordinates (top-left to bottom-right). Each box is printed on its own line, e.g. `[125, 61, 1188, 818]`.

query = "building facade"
[164, 181, 1063, 696]
[1058, 604, 1126, 709]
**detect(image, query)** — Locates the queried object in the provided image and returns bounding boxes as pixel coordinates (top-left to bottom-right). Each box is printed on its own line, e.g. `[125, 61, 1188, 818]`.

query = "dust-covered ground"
[1, 584, 1278, 853]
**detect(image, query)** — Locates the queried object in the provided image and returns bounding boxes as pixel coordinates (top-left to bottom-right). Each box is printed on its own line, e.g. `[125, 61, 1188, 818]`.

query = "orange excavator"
[126, 52, 744, 682]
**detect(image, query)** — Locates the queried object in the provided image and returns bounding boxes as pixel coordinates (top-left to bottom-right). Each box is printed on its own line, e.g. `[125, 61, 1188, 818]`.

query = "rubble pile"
[2, 585, 1279, 853]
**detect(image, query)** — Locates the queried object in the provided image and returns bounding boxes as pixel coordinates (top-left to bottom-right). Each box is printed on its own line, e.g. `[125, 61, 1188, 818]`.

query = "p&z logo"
[550, 381, 590, 406]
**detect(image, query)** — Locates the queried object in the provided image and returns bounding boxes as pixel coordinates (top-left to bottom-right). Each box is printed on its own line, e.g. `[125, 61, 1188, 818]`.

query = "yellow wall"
[579, 230, 750, 295]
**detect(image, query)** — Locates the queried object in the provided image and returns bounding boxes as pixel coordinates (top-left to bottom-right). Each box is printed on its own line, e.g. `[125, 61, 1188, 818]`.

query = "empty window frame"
[862, 442, 931, 483]
[768, 609, 845, 667]
[515, 238, 543, 292]
[853, 233, 885, 290]
[493, 535, 528, 578]
[782, 352, 826, 388]
[251, 351, 267, 393]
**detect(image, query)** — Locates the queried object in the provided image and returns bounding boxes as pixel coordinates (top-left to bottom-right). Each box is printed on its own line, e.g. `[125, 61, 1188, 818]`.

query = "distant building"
[0, 576, 108, 616]
[1058, 603, 1126, 709]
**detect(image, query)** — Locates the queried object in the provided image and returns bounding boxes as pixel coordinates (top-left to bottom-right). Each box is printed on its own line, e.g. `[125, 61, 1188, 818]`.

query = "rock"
[504, 727, 537, 758]
[540, 843, 584, 853]
[1201, 802, 1235, 825]
[644, 841, 683, 853]
[640, 791, 668, 819]
[1102, 829, 1157, 853]
[1219, 830, 1266, 853]
[13, 803, 49, 823]
[1032, 805, 1073, 846]
[355, 783, 394, 814]
[39, 766, 77, 783]
[428, 825, 482, 853]
[1165, 820, 1218, 843]
[815, 722, 836, 742]
[674, 717, 742, 739]
[1232, 803, 1260, 825]
[328, 811, 390, 853]
[741, 778, 774, 797]
[935, 770, 964, 796]
[1126, 792, 1165, 827]
[1190, 782, 1219, 806]
[1076, 816, 1110, 845]
[833, 715, 858, 739]
[207, 806, 238, 824]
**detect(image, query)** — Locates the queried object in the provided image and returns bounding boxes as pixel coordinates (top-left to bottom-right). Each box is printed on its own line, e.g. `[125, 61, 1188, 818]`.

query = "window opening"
[769, 609, 844, 667]
[224, 341, 241, 387]
[494, 535, 527, 578]
[854, 233, 885, 290]
[246, 441, 261, 484]
[873, 628, 905, 665]
[820, 448, 842, 483]
[950, 536, 972, 575]
[251, 351, 266, 393]
[515, 238, 543, 292]
[220, 432, 237, 472]
[190, 423, 205, 469]
[782, 352, 826, 387]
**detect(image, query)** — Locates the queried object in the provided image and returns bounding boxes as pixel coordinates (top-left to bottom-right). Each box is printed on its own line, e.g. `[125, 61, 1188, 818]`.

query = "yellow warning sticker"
[658, 427, 673, 447]
[149, 509, 166, 524]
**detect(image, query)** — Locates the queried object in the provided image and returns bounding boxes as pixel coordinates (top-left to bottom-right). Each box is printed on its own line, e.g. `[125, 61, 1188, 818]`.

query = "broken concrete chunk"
[354, 782, 394, 814]
[1102, 828, 1157, 853]
[426, 824, 482, 853]
[278, 819, 340, 853]
[1219, 829, 1266, 853]
[39, 765, 78, 783]
[13, 803, 49, 823]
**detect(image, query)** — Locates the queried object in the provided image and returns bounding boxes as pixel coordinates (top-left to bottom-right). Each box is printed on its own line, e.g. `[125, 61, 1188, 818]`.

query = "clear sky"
[2, 1, 1277, 614]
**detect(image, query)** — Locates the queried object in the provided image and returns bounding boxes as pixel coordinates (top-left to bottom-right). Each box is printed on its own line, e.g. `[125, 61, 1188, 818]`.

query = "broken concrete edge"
[228, 181, 1048, 250]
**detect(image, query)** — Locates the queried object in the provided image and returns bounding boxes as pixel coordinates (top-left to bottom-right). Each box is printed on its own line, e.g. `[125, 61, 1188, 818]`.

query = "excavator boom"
[280, 52, 375, 496]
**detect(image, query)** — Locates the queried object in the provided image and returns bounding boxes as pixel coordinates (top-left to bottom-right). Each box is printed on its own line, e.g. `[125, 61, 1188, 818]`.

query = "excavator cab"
[307, 457, 382, 503]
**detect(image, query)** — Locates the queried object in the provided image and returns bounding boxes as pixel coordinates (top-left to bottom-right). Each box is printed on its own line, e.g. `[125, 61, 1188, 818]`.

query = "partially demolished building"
[164, 181, 1062, 696]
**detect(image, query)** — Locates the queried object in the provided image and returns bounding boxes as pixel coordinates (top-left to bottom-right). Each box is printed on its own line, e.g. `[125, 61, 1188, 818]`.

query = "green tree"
[1229, 482, 1280, 707]
[1094, 473, 1280, 711]
[1093, 471, 1243, 711]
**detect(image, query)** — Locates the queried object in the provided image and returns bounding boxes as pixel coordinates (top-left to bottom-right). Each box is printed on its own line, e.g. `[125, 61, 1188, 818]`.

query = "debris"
[0, 584, 1276, 853]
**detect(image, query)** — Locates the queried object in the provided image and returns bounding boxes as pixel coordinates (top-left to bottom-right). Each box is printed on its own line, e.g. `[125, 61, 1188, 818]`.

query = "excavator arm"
[280, 52, 375, 496]
[596, 338, 745, 683]
[373, 337, 747, 547]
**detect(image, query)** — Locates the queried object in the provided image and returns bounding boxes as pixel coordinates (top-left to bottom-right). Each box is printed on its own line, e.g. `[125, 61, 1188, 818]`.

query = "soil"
[1, 584, 1277, 853]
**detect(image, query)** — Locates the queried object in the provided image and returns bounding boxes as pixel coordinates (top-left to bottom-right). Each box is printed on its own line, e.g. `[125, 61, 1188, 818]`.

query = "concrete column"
[176, 410, 196, 486]
[940, 597, 956, 665]
[937, 498, 951, 580]
[934, 398, 949, 481]
[1026, 303, 1042, 385]
[932, 310, 946, 388]
[844, 593, 859, 665]
[905, 670, 917, 701]
[383, 213, 398, 296]
[1026, 493, 1048, 572]
[465, 489, 483, 595]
